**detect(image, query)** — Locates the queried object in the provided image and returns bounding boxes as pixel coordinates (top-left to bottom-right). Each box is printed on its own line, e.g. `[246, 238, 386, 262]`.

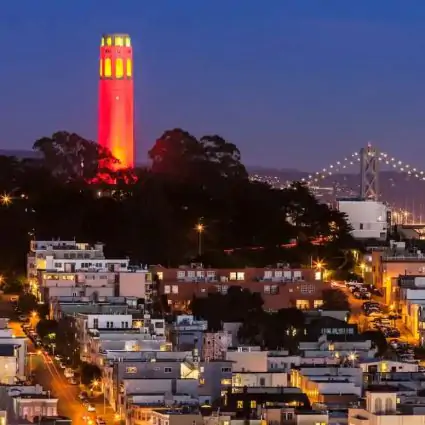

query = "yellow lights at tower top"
[101, 35, 131, 48]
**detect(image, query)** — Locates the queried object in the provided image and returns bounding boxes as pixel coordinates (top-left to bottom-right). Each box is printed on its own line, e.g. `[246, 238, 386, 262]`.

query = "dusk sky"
[2, 1, 425, 170]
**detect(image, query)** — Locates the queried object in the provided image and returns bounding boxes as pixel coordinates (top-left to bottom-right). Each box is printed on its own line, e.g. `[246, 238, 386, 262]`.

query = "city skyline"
[2, 1, 425, 169]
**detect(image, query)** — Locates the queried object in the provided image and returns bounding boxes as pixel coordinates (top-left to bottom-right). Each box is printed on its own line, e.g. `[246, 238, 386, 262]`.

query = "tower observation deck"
[98, 33, 134, 169]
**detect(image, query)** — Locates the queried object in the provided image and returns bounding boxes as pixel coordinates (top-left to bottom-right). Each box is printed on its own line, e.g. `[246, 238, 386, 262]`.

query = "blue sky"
[1, 1, 425, 170]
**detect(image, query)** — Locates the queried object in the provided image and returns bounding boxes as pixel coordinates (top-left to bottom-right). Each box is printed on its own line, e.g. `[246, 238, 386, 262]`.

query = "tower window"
[99, 59, 103, 77]
[116, 58, 123, 78]
[115, 36, 123, 47]
[125, 37, 131, 47]
[126, 59, 132, 77]
[101, 38, 105, 47]
[106, 37, 112, 46]
[104, 58, 112, 77]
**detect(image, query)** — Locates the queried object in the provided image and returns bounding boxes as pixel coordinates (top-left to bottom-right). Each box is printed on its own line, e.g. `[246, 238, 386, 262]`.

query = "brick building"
[150, 264, 329, 311]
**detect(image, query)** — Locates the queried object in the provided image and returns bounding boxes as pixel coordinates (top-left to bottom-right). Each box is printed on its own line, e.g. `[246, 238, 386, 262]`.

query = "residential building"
[0, 319, 27, 381]
[149, 409, 203, 425]
[372, 244, 425, 305]
[151, 264, 328, 311]
[291, 365, 362, 404]
[167, 315, 207, 352]
[5, 385, 58, 422]
[202, 331, 232, 361]
[27, 240, 130, 298]
[348, 389, 425, 425]
[221, 387, 310, 418]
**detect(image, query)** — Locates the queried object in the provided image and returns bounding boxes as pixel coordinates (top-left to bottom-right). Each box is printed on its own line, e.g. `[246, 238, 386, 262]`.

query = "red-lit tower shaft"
[98, 34, 134, 169]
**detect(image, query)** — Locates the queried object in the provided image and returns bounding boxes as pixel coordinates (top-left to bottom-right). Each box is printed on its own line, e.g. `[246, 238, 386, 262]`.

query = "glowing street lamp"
[195, 222, 204, 256]
[0, 194, 11, 206]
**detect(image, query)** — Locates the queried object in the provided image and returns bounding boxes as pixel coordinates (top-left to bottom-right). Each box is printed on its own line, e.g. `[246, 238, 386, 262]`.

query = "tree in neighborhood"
[80, 362, 102, 386]
[322, 288, 350, 311]
[17, 293, 38, 314]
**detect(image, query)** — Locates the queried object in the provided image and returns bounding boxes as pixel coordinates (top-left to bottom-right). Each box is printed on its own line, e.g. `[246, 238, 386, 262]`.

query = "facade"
[348, 390, 425, 425]
[372, 248, 425, 305]
[337, 199, 388, 240]
[27, 240, 131, 301]
[98, 33, 134, 169]
[151, 265, 327, 311]
[202, 331, 232, 361]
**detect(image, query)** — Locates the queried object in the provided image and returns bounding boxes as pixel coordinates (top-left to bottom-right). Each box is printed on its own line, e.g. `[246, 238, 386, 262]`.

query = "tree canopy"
[0, 128, 357, 274]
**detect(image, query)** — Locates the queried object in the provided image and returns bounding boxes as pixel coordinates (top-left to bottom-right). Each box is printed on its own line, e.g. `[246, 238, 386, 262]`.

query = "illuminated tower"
[98, 33, 134, 169]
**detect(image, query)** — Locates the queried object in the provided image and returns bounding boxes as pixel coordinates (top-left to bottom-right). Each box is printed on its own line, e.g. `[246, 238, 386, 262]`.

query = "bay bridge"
[300, 144, 425, 226]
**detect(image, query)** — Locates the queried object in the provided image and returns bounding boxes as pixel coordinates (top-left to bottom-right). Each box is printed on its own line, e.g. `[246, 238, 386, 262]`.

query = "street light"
[0, 194, 11, 206]
[195, 222, 204, 256]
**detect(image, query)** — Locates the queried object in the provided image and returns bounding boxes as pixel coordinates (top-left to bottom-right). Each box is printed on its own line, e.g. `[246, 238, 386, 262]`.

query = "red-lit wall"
[98, 34, 134, 169]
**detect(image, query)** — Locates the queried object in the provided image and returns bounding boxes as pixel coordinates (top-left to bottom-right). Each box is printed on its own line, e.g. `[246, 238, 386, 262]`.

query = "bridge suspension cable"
[303, 149, 425, 185]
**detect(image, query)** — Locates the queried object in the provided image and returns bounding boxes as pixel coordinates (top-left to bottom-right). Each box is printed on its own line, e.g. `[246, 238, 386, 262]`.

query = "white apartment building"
[349, 390, 425, 425]
[0, 320, 27, 381]
[27, 240, 130, 296]
[75, 313, 133, 361]
[38, 270, 116, 302]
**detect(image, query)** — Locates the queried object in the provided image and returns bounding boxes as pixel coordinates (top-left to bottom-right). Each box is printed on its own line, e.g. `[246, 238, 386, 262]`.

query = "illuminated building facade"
[98, 33, 134, 169]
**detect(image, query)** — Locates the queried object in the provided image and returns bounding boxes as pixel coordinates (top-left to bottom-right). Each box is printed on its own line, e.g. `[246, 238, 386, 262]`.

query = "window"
[126, 59, 132, 77]
[221, 367, 231, 373]
[164, 285, 170, 294]
[54, 262, 62, 268]
[237, 401, 243, 409]
[164, 367, 172, 373]
[104, 58, 112, 77]
[106, 37, 112, 46]
[126, 366, 137, 373]
[93, 319, 98, 329]
[314, 271, 321, 280]
[116, 58, 123, 78]
[259, 377, 265, 386]
[125, 37, 131, 47]
[296, 300, 309, 310]
[221, 378, 231, 385]
[250, 400, 257, 409]
[314, 300, 324, 308]
[264, 271, 272, 279]
[99, 59, 102, 77]
[177, 271, 185, 279]
[171, 285, 178, 294]
[157, 272, 163, 280]
[300, 284, 315, 294]
[229, 272, 245, 281]
[115, 36, 123, 46]
[360, 223, 364, 230]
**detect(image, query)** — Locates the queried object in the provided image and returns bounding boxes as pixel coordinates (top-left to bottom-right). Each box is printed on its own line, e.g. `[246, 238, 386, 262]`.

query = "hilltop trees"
[0, 127, 356, 273]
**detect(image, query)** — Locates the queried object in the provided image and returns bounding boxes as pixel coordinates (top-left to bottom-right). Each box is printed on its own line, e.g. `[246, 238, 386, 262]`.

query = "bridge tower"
[360, 144, 379, 201]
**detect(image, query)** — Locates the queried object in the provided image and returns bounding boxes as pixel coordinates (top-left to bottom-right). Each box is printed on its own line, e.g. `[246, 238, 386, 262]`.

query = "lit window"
[171, 285, 178, 294]
[99, 59, 103, 77]
[115, 36, 123, 46]
[157, 272, 163, 280]
[296, 300, 309, 310]
[237, 272, 245, 281]
[125, 37, 131, 47]
[126, 59, 132, 77]
[237, 401, 243, 409]
[126, 366, 137, 373]
[106, 37, 112, 46]
[314, 300, 324, 308]
[104, 58, 112, 77]
[116, 58, 123, 78]
[314, 271, 321, 280]
[164, 285, 170, 294]
[101, 38, 105, 47]
[221, 378, 232, 386]
[250, 400, 257, 409]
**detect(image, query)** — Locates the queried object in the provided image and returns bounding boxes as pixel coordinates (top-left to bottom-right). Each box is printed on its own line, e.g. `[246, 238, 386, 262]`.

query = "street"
[9, 320, 112, 425]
